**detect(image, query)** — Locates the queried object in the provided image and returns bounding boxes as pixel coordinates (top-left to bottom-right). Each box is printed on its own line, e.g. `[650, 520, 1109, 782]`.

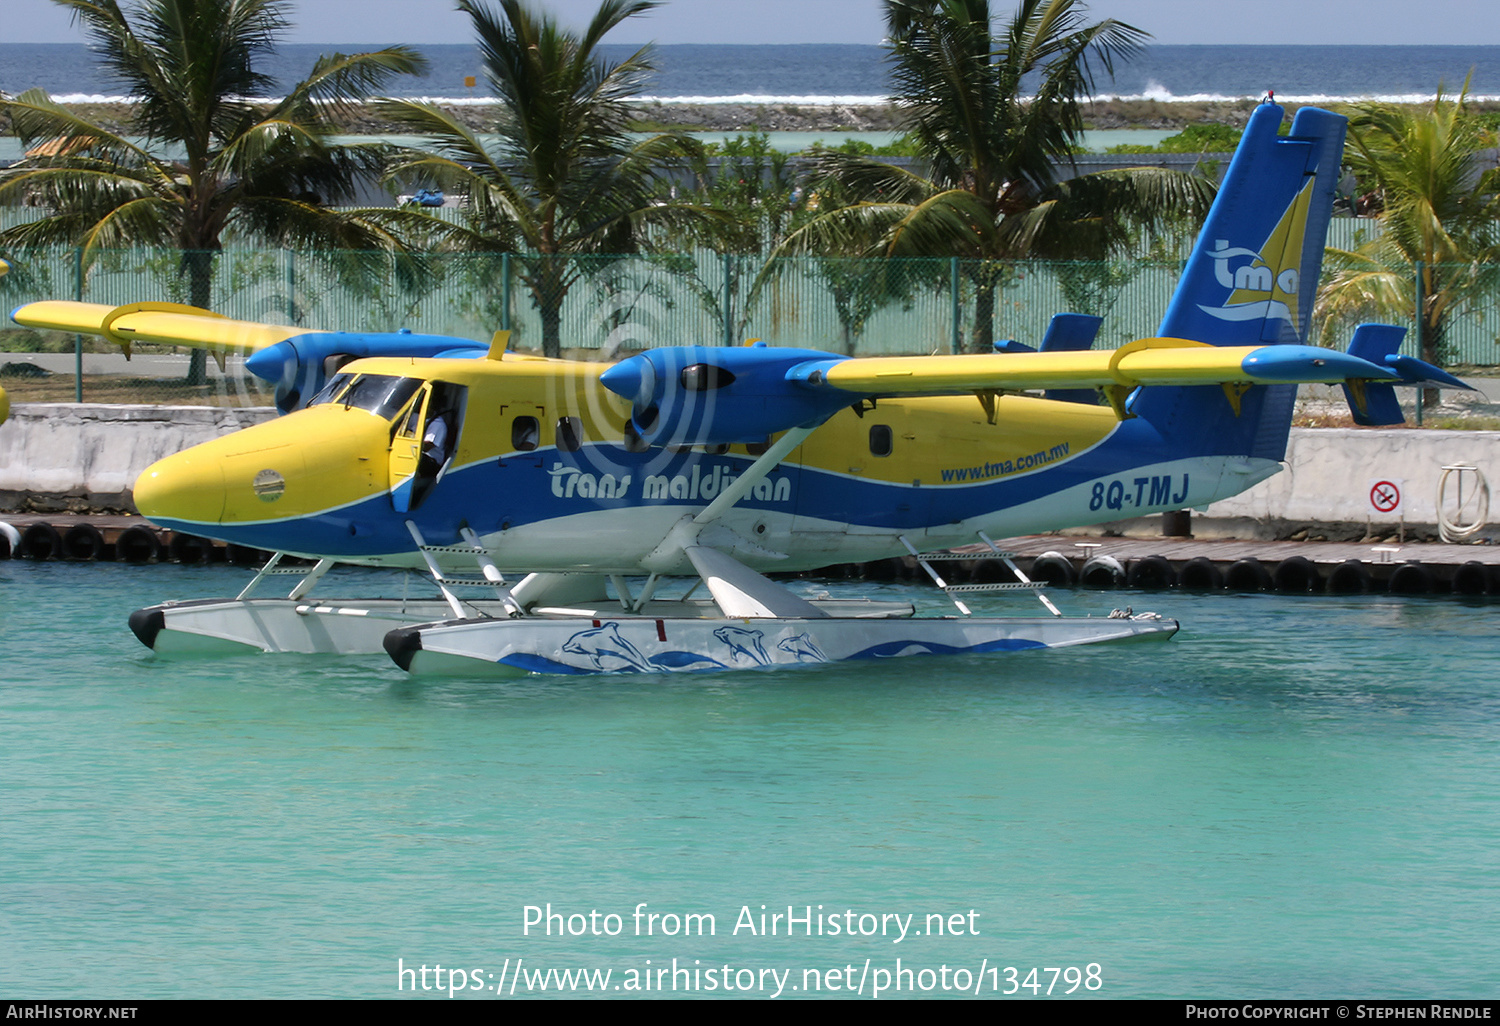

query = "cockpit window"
[315, 373, 424, 420]
[308, 372, 354, 406]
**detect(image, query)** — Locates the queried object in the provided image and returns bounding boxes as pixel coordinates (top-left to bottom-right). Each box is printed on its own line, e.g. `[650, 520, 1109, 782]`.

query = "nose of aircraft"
[134, 446, 230, 525]
[132, 407, 392, 539]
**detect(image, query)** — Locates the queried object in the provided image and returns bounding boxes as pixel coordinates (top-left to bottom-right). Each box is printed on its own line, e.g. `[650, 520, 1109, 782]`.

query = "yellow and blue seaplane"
[9, 103, 1471, 676]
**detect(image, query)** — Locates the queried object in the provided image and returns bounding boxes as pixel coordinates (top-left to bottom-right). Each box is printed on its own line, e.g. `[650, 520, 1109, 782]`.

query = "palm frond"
[277, 47, 429, 123]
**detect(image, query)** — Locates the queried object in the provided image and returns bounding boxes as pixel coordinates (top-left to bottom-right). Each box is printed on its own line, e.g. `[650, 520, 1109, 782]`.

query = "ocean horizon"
[5, 43, 1500, 106]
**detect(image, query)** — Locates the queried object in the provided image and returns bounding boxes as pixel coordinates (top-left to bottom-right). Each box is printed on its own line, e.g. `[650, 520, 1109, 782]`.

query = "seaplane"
[9, 102, 1472, 677]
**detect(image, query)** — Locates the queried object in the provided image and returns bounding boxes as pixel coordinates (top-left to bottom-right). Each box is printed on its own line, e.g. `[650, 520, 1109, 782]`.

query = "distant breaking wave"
[48, 90, 1500, 107]
[19, 41, 1500, 110]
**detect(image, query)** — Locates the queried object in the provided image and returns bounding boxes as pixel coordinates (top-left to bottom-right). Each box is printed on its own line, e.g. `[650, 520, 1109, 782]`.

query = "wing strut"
[693, 423, 818, 526]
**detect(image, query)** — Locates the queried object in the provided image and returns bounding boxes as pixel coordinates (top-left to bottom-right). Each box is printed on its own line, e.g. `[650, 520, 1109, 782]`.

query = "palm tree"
[778, 0, 1214, 352]
[375, 0, 713, 359]
[1315, 88, 1500, 410]
[0, 0, 427, 383]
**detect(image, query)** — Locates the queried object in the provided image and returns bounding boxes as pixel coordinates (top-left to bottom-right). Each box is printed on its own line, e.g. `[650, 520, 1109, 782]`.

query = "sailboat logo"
[1198, 178, 1313, 327]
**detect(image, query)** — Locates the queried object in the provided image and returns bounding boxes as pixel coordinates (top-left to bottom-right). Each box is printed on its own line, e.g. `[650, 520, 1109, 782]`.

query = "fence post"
[1413, 260, 1424, 426]
[950, 257, 961, 355]
[723, 253, 734, 346]
[284, 249, 296, 323]
[74, 246, 84, 403]
[501, 252, 511, 331]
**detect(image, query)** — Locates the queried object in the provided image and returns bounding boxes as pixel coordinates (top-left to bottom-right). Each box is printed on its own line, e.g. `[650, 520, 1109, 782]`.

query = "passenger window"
[556, 417, 583, 452]
[512, 416, 539, 452]
[869, 424, 893, 457]
[745, 437, 771, 456]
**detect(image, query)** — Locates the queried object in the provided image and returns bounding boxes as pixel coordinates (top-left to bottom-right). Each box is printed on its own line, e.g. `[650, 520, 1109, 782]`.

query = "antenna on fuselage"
[487, 330, 512, 361]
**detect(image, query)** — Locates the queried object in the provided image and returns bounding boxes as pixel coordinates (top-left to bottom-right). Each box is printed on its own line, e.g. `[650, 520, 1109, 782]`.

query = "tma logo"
[1197, 179, 1313, 328]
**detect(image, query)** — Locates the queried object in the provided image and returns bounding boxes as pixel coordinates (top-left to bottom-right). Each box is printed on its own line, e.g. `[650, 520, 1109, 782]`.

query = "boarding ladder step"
[898, 533, 1062, 618]
[909, 549, 1020, 561]
[406, 521, 519, 620]
[942, 581, 1045, 594]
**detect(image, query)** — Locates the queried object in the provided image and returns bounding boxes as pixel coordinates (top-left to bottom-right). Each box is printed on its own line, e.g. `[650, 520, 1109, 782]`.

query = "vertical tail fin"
[1137, 102, 1347, 461]
[1157, 102, 1347, 346]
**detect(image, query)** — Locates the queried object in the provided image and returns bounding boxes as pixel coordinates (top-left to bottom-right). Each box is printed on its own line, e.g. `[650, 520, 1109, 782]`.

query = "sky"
[5, 0, 1500, 46]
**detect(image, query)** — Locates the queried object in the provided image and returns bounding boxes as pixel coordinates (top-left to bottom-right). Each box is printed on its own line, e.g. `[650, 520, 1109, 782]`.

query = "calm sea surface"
[4, 43, 1500, 103]
[1, 560, 1497, 998]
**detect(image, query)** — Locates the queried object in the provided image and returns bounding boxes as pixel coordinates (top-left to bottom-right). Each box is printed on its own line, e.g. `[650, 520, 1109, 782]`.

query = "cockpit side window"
[556, 417, 583, 452]
[320, 374, 424, 420]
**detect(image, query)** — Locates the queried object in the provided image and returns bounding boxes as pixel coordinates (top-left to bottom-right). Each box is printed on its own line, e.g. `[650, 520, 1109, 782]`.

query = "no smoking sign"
[1368, 479, 1404, 515]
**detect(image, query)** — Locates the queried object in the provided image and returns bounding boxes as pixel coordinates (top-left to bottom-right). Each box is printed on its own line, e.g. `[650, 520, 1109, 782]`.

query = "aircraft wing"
[10, 300, 319, 353]
[791, 338, 1435, 393]
[9, 300, 493, 413]
[601, 333, 1473, 444]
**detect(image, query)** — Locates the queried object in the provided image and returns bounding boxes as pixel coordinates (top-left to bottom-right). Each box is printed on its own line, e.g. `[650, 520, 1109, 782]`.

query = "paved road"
[0, 351, 241, 377]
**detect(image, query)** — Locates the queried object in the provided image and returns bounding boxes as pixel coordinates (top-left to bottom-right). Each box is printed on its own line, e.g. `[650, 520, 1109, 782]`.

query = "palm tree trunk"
[184, 249, 215, 386]
[1419, 266, 1442, 412]
[540, 300, 563, 360]
[972, 279, 997, 354]
[527, 257, 569, 360]
[1422, 313, 1443, 412]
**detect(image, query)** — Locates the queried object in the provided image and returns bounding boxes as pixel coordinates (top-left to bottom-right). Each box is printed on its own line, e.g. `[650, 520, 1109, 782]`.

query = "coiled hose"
[1437, 464, 1490, 543]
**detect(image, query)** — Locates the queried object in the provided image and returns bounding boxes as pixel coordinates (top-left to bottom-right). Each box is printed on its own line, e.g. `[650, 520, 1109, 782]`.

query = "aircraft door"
[389, 382, 466, 513]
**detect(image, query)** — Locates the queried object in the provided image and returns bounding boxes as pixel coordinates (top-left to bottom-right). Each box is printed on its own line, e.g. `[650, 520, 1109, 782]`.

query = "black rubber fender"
[1326, 559, 1371, 594]
[225, 543, 269, 567]
[1079, 554, 1125, 588]
[1388, 561, 1434, 595]
[1178, 556, 1223, 590]
[19, 522, 61, 561]
[860, 557, 903, 581]
[62, 523, 105, 561]
[168, 532, 214, 564]
[1127, 555, 1178, 590]
[1028, 551, 1077, 587]
[1272, 555, 1321, 593]
[116, 526, 162, 564]
[1451, 560, 1491, 596]
[969, 558, 1015, 584]
[1225, 557, 1272, 592]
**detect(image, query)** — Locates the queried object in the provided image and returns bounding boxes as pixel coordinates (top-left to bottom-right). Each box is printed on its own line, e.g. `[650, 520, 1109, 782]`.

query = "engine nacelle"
[599, 344, 856, 447]
[245, 331, 485, 412]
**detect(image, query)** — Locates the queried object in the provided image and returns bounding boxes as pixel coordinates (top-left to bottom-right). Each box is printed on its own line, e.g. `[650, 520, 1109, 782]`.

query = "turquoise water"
[2, 560, 1498, 999]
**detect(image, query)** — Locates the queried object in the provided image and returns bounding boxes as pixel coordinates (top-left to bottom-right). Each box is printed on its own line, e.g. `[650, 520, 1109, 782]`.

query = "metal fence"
[1, 232, 1496, 407]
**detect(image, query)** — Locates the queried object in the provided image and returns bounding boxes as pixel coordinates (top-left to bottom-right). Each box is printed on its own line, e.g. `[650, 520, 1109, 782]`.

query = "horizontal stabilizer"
[1039, 313, 1103, 353]
[1039, 313, 1103, 404]
[1339, 323, 1473, 425]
